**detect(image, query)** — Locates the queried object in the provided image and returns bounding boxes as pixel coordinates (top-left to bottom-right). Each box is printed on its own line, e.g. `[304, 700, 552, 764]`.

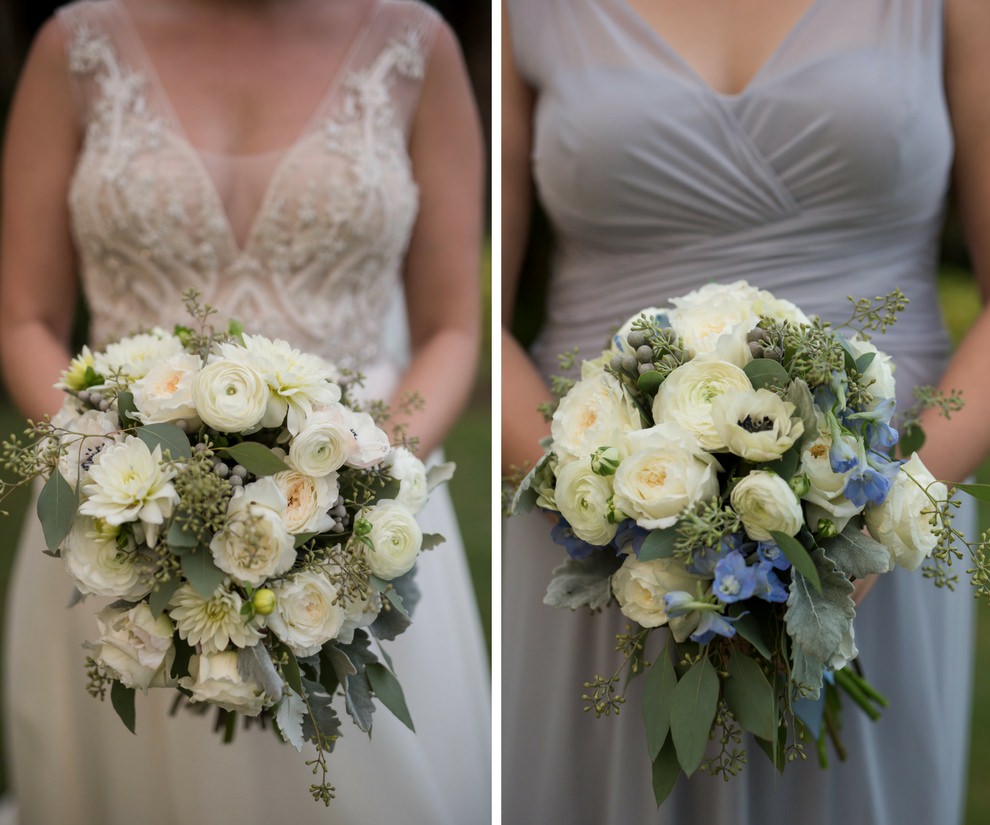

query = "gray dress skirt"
[503, 1, 975, 823]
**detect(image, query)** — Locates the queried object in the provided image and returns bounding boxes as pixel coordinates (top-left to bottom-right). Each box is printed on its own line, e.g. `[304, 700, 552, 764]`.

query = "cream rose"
[865, 453, 946, 571]
[180, 651, 272, 716]
[272, 470, 338, 534]
[554, 458, 618, 546]
[210, 478, 296, 586]
[130, 352, 202, 425]
[363, 500, 423, 580]
[612, 424, 720, 530]
[93, 604, 174, 692]
[61, 516, 152, 599]
[384, 447, 429, 513]
[731, 471, 804, 541]
[192, 358, 269, 432]
[288, 405, 354, 477]
[712, 388, 804, 462]
[611, 555, 705, 628]
[266, 570, 347, 656]
[551, 367, 642, 466]
[653, 359, 752, 451]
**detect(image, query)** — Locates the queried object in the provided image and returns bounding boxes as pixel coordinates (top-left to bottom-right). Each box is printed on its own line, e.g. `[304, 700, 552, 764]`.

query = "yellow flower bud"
[252, 588, 276, 616]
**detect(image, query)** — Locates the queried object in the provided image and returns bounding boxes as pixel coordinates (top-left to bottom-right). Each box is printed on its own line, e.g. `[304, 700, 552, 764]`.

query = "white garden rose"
[180, 651, 272, 716]
[61, 516, 152, 599]
[210, 477, 296, 586]
[272, 470, 339, 534]
[363, 500, 423, 580]
[217, 335, 341, 434]
[93, 330, 184, 384]
[130, 352, 202, 425]
[93, 603, 174, 692]
[53, 408, 121, 491]
[385, 447, 429, 513]
[169, 581, 264, 653]
[731, 471, 804, 541]
[289, 405, 354, 476]
[342, 407, 391, 469]
[609, 307, 668, 354]
[192, 358, 269, 432]
[712, 388, 804, 462]
[551, 367, 642, 466]
[846, 336, 896, 405]
[79, 435, 179, 547]
[611, 555, 705, 628]
[865, 453, 946, 571]
[266, 570, 347, 656]
[554, 458, 618, 546]
[653, 359, 752, 451]
[612, 424, 720, 530]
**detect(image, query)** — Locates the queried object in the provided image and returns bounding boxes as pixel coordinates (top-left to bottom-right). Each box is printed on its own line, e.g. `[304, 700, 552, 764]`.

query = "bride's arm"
[391, 21, 483, 458]
[501, 1, 554, 476]
[0, 19, 80, 422]
[914, 0, 990, 483]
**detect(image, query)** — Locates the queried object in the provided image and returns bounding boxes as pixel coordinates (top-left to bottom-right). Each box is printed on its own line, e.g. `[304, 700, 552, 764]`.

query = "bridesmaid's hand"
[851, 573, 879, 607]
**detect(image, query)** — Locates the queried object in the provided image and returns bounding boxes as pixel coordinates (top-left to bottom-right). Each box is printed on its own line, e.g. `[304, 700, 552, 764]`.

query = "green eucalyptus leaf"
[115, 391, 139, 427]
[762, 446, 799, 481]
[367, 662, 415, 732]
[770, 531, 822, 594]
[642, 647, 678, 760]
[899, 426, 926, 456]
[37, 471, 78, 551]
[651, 736, 682, 808]
[110, 681, 136, 734]
[166, 520, 198, 551]
[670, 657, 719, 776]
[744, 359, 791, 391]
[180, 550, 226, 599]
[952, 482, 990, 505]
[293, 531, 319, 549]
[724, 650, 776, 741]
[855, 351, 877, 374]
[136, 423, 192, 460]
[639, 528, 678, 562]
[218, 442, 290, 476]
[730, 612, 772, 660]
[149, 575, 182, 617]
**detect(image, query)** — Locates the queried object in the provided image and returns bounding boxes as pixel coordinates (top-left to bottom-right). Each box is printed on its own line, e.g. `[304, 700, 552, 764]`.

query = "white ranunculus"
[609, 307, 668, 354]
[168, 581, 264, 653]
[180, 651, 273, 716]
[93, 603, 174, 692]
[363, 500, 423, 580]
[846, 336, 896, 406]
[712, 388, 804, 462]
[130, 352, 202, 425]
[865, 453, 946, 571]
[554, 458, 618, 546]
[217, 335, 341, 434]
[342, 407, 391, 469]
[384, 447, 429, 513]
[551, 367, 642, 467]
[731, 471, 804, 541]
[288, 404, 355, 476]
[210, 478, 296, 587]
[611, 555, 705, 628]
[271, 469, 338, 534]
[653, 359, 752, 452]
[61, 516, 152, 599]
[192, 358, 269, 433]
[266, 570, 347, 657]
[93, 330, 184, 385]
[79, 435, 179, 547]
[612, 424, 720, 530]
[53, 408, 121, 491]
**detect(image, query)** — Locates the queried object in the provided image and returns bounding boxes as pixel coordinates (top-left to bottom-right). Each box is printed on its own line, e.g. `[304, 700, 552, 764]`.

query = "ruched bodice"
[504, 2, 974, 824]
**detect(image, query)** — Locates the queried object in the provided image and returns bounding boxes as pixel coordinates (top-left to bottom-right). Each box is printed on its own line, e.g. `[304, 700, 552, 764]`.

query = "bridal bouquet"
[2, 296, 452, 805]
[512, 280, 989, 803]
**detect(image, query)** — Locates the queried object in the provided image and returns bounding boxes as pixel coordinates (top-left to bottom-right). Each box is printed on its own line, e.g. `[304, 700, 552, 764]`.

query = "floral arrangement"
[1, 295, 453, 805]
[512, 280, 990, 803]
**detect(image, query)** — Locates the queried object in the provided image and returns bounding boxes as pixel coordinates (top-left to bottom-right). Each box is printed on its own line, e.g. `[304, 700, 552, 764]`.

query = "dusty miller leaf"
[275, 688, 307, 752]
[237, 646, 284, 700]
[301, 676, 341, 749]
[820, 524, 892, 579]
[426, 461, 456, 492]
[421, 533, 445, 551]
[543, 554, 622, 611]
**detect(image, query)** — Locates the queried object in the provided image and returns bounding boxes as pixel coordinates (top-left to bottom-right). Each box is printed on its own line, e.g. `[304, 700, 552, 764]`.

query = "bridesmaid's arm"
[394, 21, 483, 457]
[918, 0, 990, 483]
[501, 1, 555, 476]
[0, 18, 81, 422]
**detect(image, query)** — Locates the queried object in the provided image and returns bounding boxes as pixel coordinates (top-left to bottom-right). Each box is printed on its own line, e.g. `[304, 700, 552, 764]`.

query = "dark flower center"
[738, 415, 775, 434]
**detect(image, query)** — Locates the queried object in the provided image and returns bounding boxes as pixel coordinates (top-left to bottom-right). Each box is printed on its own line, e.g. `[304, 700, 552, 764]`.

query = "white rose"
[865, 453, 946, 571]
[612, 424, 720, 530]
[384, 447, 429, 513]
[53, 408, 121, 491]
[93, 330, 184, 384]
[130, 352, 202, 425]
[266, 570, 347, 656]
[609, 307, 668, 354]
[192, 358, 269, 433]
[653, 359, 752, 451]
[554, 458, 617, 545]
[271, 470, 338, 534]
[364, 500, 423, 580]
[731, 471, 804, 541]
[79, 435, 179, 548]
[846, 336, 896, 405]
[210, 478, 296, 586]
[551, 369, 642, 466]
[93, 603, 174, 692]
[611, 555, 705, 628]
[61, 516, 152, 599]
[712, 388, 804, 462]
[800, 423, 863, 532]
[289, 405, 354, 476]
[180, 651, 273, 716]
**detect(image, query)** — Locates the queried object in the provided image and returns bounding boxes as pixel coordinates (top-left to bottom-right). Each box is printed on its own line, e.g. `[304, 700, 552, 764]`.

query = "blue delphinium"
[613, 519, 651, 558]
[551, 517, 598, 560]
[662, 591, 737, 644]
[753, 561, 789, 603]
[757, 541, 791, 571]
[713, 551, 757, 603]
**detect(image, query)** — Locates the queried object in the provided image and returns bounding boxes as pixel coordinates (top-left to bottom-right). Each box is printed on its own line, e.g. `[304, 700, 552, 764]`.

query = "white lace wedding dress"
[2, 2, 490, 823]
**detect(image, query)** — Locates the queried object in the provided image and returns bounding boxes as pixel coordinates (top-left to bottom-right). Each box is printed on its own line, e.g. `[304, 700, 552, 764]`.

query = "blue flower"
[690, 612, 738, 644]
[713, 551, 757, 603]
[663, 590, 700, 617]
[551, 517, 598, 560]
[613, 520, 651, 557]
[753, 561, 789, 603]
[756, 541, 791, 571]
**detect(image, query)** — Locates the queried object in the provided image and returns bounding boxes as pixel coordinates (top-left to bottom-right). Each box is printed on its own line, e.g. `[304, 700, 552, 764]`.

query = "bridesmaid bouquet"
[1, 294, 453, 805]
[512, 280, 989, 803]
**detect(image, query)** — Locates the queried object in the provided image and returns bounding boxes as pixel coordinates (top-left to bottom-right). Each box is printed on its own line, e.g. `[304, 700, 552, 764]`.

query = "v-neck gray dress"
[503, 1, 975, 822]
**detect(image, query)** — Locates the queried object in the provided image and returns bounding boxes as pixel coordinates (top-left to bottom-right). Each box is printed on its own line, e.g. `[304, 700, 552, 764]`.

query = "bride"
[0, 0, 490, 823]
